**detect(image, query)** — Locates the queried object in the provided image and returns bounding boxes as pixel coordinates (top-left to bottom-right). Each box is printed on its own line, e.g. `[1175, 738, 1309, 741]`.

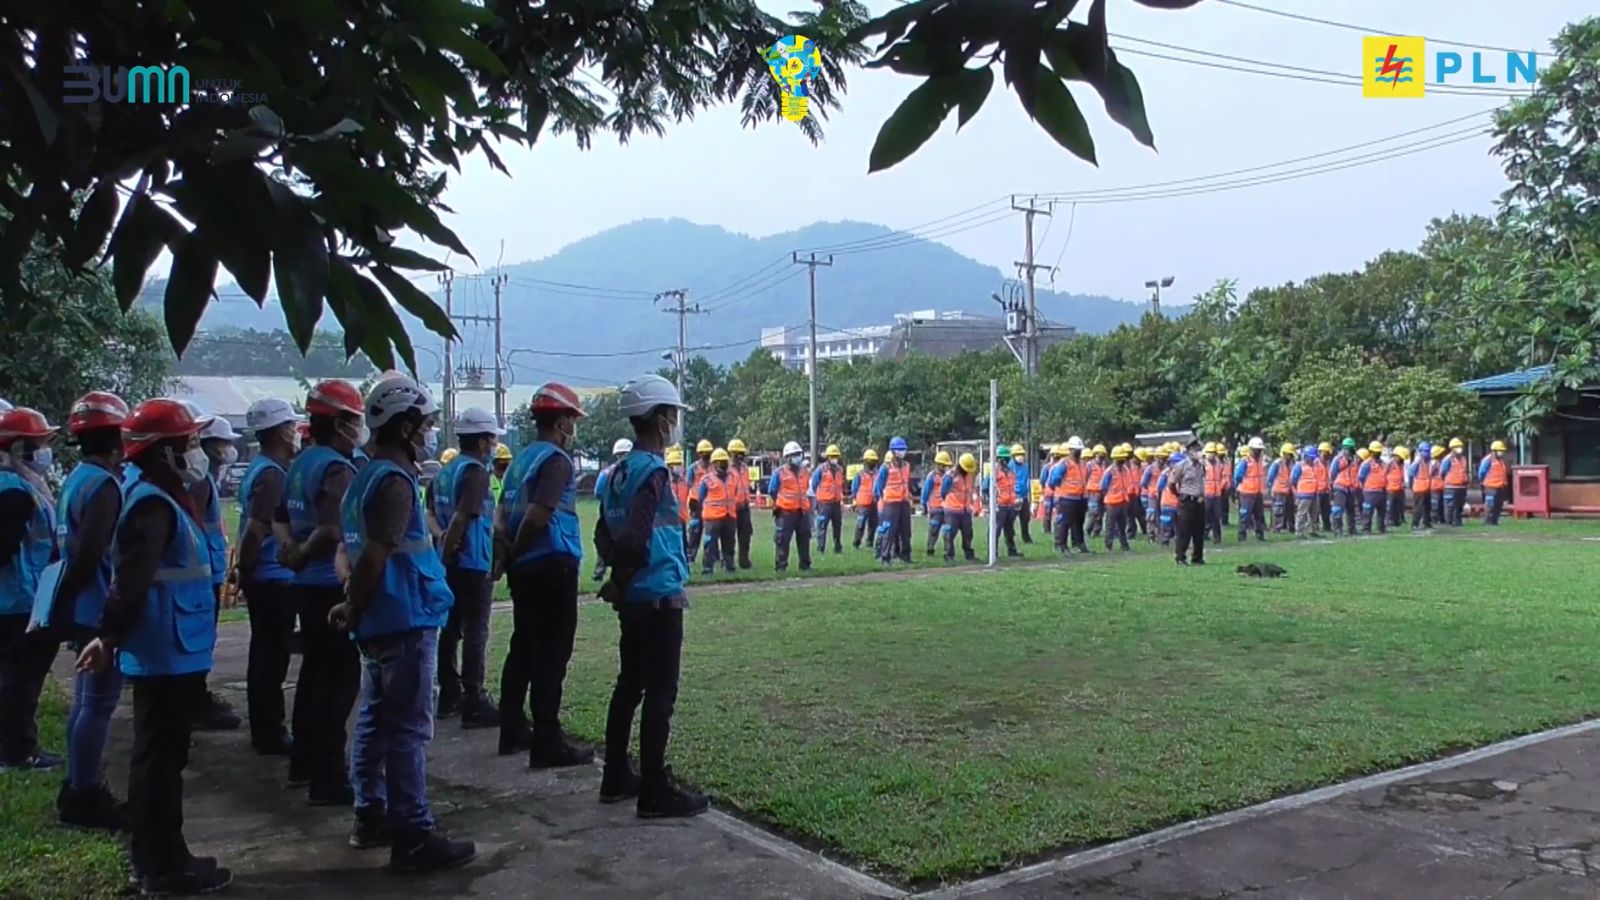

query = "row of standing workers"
[0, 374, 707, 897]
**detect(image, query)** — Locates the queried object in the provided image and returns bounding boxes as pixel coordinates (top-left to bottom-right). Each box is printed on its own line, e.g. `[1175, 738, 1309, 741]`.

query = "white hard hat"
[245, 397, 299, 433]
[201, 416, 241, 441]
[782, 440, 803, 457]
[1247, 437, 1266, 450]
[1066, 436, 1085, 451]
[365, 371, 439, 429]
[612, 438, 634, 456]
[454, 406, 505, 436]
[618, 374, 690, 418]
[0, 398, 11, 412]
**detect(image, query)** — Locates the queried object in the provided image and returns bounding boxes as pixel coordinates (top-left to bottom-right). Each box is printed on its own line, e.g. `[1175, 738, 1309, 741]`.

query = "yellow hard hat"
[696, 439, 713, 454]
[665, 447, 684, 466]
[1357, 448, 1371, 460]
[1133, 447, 1149, 461]
[958, 452, 978, 473]
[863, 448, 880, 462]
[1431, 445, 1446, 459]
[934, 450, 953, 467]
[1010, 443, 1026, 458]
[1280, 442, 1296, 456]
[1318, 441, 1333, 454]
[1490, 439, 1507, 452]
[728, 438, 747, 455]
[1395, 446, 1411, 461]
[1049, 444, 1065, 458]
[1092, 443, 1107, 457]
[1368, 440, 1384, 453]
[440, 448, 460, 464]
[1448, 437, 1464, 450]
[1155, 446, 1171, 459]
[494, 443, 513, 461]
[1111, 445, 1131, 460]
[711, 448, 730, 463]
[825, 444, 841, 459]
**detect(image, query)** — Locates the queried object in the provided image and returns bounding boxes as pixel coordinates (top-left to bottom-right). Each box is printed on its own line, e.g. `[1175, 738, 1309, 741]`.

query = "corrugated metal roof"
[1457, 365, 1554, 394]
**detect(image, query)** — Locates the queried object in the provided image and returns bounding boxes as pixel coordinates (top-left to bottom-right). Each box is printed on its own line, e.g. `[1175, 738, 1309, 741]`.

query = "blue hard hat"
[1303, 446, 1318, 461]
[1417, 441, 1431, 454]
[889, 436, 908, 452]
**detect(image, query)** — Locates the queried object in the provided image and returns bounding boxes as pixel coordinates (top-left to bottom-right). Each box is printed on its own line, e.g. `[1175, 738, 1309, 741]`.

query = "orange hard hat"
[68, 391, 131, 434]
[121, 398, 208, 459]
[305, 380, 364, 418]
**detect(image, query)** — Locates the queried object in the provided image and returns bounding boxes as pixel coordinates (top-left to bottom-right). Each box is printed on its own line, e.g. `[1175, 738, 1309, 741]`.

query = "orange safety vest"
[1412, 460, 1432, 493]
[814, 462, 844, 503]
[1293, 462, 1318, 497]
[1058, 458, 1087, 499]
[1238, 457, 1265, 495]
[1362, 461, 1387, 492]
[1483, 455, 1507, 489]
[942, 472, 973, 513]
[881, 461, 911, 503]
[996, 466, 1017, 506]
[1313, 458, 1330, 493]
[1161, 475, 1180, 511]
[854, 468, 876, 507]
[1385, 460, 1405, 493]
[1144, 464, 1161, 506]
[689, 460, 711, 491]
[1203, 460, 1222, 498]
[672, 474, 690, 523]
[1104, 464, 1130, 505]
[700, 471, 734, 521]
[731, 462, 751, 507]
[1430, 460, 1445, 493]
[1444, 454, 1468, 487]
[1085, 460, 1103, 496]
[1272, 460, 1293, 495]
[1333, 455, 1359, 490]
[775, 466, 810, 511]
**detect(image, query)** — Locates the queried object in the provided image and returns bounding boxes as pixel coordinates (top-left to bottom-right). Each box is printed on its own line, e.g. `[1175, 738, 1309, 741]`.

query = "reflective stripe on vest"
[1483, 456, 1508, 489]
[881, 462, 910, 503]
[341, 459, 453, 639]
[1238, 458, 1265, 494]
[776, 467, 809, 511]
[1203, 461, 1222, 497]
[814, 463, 844, 503]
[117, 481, 214, 678]
[943, 473, 972, 513]
[700, 472, 734, 520]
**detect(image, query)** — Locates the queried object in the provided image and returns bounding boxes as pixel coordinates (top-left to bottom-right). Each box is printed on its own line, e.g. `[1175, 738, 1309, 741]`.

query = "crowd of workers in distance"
[660, 430, 1518, 571]
[0, 373, 703, 897]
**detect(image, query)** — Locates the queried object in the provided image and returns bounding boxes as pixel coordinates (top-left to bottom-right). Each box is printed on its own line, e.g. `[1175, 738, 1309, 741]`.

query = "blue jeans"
[350, 628, 438, 833]
[67, 663, 124, 788]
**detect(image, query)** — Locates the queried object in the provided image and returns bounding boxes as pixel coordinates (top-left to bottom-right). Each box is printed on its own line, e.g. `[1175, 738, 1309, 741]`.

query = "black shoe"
[1256, 534, 1267, 542]
[638, 768, 709, 819]
[799, 564, 812, 572]
[529, 733, 596, 769]
[390, 829, 476, 874]
[1192, 559, 1206, 566]
[193, 693, 241, 732]
[350, 808, 393, 849]
[436, 694, 461, 720]
[1175, 558, 1189, 566]
[308, 780, 354, 807]
[58, 782, 127, 832]
[139, 862, 232, 897]
[251, 733, 293, 756]
[926, 548, 934, 557]
[738, 560, 752, 570]
[722, 563, 735, 573]
[1008, 551, 1024, 558]
[286, 758, 313, 788]
[700, 568, 715, 577]
[460, 700, 500, 731]
[600, 761, 642, 804]
[0, 750, 62, 771]
[497, 725, 534, 757]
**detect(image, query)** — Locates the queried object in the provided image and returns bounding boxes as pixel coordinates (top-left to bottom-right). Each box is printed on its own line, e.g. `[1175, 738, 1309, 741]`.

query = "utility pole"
[492, 273, 507, 428]
[1144, 276, 1175, 315]
[1012, 195, 1052, 476]
[793, 251, 834, 467]
[438, 271, 455, 449]
[656, 289, 701, 455]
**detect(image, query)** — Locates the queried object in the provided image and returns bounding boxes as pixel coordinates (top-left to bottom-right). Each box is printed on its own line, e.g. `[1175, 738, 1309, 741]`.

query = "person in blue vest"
[594, 374, 709, 818]
[275, 379, 364, 805]
[50, 392, 130, 829]
[0, 407, 61, 772]
[183, 407, 243, 732]
[235, 397, 302, 757]
[431, 407, 504, 730]
[75, 398, 233, 895]
[496, 384, 592, 766]
[325, 372, 475, 871]
[590, 438, 632, 583]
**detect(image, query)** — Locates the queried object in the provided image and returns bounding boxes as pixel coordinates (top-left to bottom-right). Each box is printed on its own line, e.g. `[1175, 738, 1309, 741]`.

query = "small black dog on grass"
[1236, 563, 1288, 578]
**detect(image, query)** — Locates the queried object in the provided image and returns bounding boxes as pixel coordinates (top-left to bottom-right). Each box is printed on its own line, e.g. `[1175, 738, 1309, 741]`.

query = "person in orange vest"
[1156, 445, 1184, 549]
[1266, 442, 1296, 534]
[1099, 445, 1135, 552]
[1047, 437, 1090, 554]
[1478, 439, 1510, 525]
[665, 447, 692, 553]
[1234, 438, 1268, 542]
[1292, 445, 1321, 538]
[1132, 447, 1151, 539]
[767, 442, 812, 572]
[1040, 444, 1065, 551]
[873, 437, 914, 564]
[1386, 446, 1410, 528]
[1202, 442, 1224, 542]
[1315, 442, 1334, 533]
[728, 439, 755, 570]
[1357, 442, 1389, 534]
[987, 446, 1023, 557]
[850, 449, 880, 551]
[920, 451, 953, 557]
[1428, 443, 1447, 524]
[1327, 437, 1359, 537]
[939, 453, 979, 563]
[1439, 438, 1469, 526]
[692, 449, 737, 575]
[809, 445, 846, 554]
[1011, 444, 1034, 545]
[1142, 446, 1166, 543]
[685, 439, 713, 563]
[1084, 444, 1107, 539]
[1407, 442, 1434, 531]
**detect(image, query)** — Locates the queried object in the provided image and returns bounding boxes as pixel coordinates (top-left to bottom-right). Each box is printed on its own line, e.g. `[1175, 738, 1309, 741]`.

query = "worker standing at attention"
[1235, 438, 1268, 542]
[851, 449, 881, 551]
[693, 449, 737, 575]
[190, 410, 244, 732]
[1387, 446, 1410, 529]
[874, 438, 914, 564]
[990, 446, 1022, 557]
[1142, 446, 1165, 543]
[1040, 444, 1063, 548]
[1011, 444, 1034, 545]
[1049, 437, 1089, 554]
[491, 444, 511, 504]
[1429, 444, 1447, 525]
[1099, 445, 1133, 552]
[921, 451, 952, 557]
[1316, 442, 1334, 533]
[665, 447, 691, 553]
[1408, 442, 1434, 530]
[939, 453, 978, 563]
[728, 439, 755, 569]
[1202, 443, 1224, 543]
[1328, 438, 1359, 537]
[1085, 444, 1107, 539]
[1292, 446, 1321, 539]
[769, 442, 813, 573]
[685, 440, 713, 563]
[1131, 447, 1151, 538]
[1358, 443, 1388, 534]
[810, 445, 846, 555]
[591, 439, 633, 583]
[1267, 443, 1295, 535]
[1168, 440, 1207, 565]
[0, 407, 61, 773]
[1439, 438, 1469, 526]
[1478, 440, 1510, 525]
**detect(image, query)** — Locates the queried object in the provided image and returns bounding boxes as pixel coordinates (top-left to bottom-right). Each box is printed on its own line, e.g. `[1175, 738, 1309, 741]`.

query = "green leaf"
[868, 74, 970, 173]
[373, 246, 451, 272]
[422, 24, 508, 77]
[1103, 51, 1155, 148]
[1030, 65, 1096, 165]
[164, 231, 219, 355]
[109, 194, 185, 311]
[351, 268, 417, 374]
[67, 182, 121, 270]
[268, 185, 330, 353]
[371, 264, 457, 339]
[956, 67, 994, 130]
[403, 204, 474, 261]
[327, 259, 371, 361]
[1003, 28, 1045, 115]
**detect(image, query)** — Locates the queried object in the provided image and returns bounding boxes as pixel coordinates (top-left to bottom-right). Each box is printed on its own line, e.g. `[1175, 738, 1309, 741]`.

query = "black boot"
[193, 691, 241, 732]
[59, 781, 128, 832]
[138, 860, 233, 897]
[600, 759, 642, 804]
[460, 696, 500, 730]
[529, 730, 596, 769]
[307, 776, 354, 807]
[497, 722, 534, 757]
[637, 767, 709, 819]
[349, 806, 393, 849]
[390, 829, 476, 874]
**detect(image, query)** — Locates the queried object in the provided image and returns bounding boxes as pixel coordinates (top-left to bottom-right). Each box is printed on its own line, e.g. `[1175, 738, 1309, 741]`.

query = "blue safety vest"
[284, 446, 354, 587]
[431, 455, 492, 573]
[0, 470, 56, 617]
[52, 462, 121, 628]
[198, 474, 227, 586]
[117, 481, 216, 677]
[341, 459, 453, 640]
[500, 442, 583, 569]
[237, 455, 294, 583]
[600, 450, 686, 605]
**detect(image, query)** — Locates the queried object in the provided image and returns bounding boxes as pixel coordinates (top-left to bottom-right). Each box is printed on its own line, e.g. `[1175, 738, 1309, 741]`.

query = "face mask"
[23, 446, 52, 475]
[220, 446, 240, 466]
[422, 429, 438, 459]
[662, 415, 682, 450]
[788, 456, 801, 468]
[357, 424, 371, 446]
[287, 427, 303, 453]
[556, 421, 576, 450]
[179, 446, 209, 485]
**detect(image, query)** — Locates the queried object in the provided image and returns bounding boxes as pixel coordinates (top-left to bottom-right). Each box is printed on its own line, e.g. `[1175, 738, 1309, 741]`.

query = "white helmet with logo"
[365, 371, 439, 429]
[1065, 436, 1085, 451]
[454, 406, 505, 437]
[200, 416, 241, 442]
[1247, 436, 1266, 450]
[246, 398, 299, 433]
[612, 438, 634, 456]
[618, 374, 690, 418]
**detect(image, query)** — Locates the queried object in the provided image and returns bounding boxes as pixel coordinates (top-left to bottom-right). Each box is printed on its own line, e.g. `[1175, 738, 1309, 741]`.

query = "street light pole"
[1144, 276, 1175, 314]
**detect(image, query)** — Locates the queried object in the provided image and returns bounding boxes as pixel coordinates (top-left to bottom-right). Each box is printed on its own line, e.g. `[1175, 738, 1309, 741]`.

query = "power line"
[1213, 0, 1541, 55]
[701, 266, 805, 312]
[501, 275, 654, 297]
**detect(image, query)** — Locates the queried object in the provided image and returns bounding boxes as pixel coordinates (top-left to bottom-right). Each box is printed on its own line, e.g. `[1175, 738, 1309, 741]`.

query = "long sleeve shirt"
[1098, 467, 1117, 493]
[1476, 458, 1492, 484]
[1357, 461, 1374, 485]
[1328, 456, 1352, 487]
[873, 464, 887, 501]
[1013, 462, 1031, 494]
[1439, 457, 1458, 484]
[920, 471, 940, 508]
[592, 468, 685, 608]
[1232, 459, 1250, 487]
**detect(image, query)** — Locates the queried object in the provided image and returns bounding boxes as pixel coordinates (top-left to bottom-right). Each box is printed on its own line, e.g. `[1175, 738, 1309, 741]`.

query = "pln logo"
[1363, 36, 1538, 98]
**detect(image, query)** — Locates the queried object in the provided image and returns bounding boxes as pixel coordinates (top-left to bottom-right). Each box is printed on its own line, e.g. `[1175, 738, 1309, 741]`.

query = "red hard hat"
[305, 380, 364, 418]
[68, 391, 131, 434]
[0, 407, 59, 445]
[122, 398, 206, 459]
[529, 382, 586, 418]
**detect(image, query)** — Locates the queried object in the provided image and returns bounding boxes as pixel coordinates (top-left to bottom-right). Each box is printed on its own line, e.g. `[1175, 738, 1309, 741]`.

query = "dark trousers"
[774, 509, 813, 570]
[604, 605, 683, 784]
[1175, 496, 1206, 563]
[1432, 490, 1446, 525]
[1272, 493, 1294, 533]
[925, 510, 944, 555]
[1413, 491, 1433, 529]
[1361, 489, 1387, 533]
[1388, 491, 1406, 527]
[735, 504, 753, 568]
[291, 585, 360, 791]
[1237, 493, 1266, 540]
[852, 503, 879, 550]
[1204, 495, 1223, 542]
[1485, 485, 1507, 525]
[128, 672, 206, 878]
[1134, 498, 1148, 535]
[879, 500, 913, 562]
[243, 579, 297, 747]
[0, 614, 58, 763]
[1319, 492, 1332, 532]
[1086, 496, 1105, 537]
[1332, 487, 1359, 535]
[686, 518, 703, 563]
[500, 559, 578, 740]
[1104, 503, 1131, 550]
[1445, 487, 1467, 526]
[440, 567, 493, 708]
[941, 510, 974, 560]
[815, 501, 843, 553]
[1018, 496, 1034, 543]
[997, 505, 1019, 555]
[1056, 498, 1088, 550]
[700, 518, 735, 573]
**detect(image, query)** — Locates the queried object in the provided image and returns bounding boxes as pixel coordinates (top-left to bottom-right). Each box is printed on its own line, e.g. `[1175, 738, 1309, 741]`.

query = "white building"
[760, 323, 894, 374]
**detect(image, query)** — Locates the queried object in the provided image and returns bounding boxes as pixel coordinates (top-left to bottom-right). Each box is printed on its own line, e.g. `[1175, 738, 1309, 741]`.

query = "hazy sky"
[433, 0, 1585, 309]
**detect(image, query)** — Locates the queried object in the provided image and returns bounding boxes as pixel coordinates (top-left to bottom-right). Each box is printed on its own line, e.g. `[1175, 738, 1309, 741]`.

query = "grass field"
[507, 519, 1600, 884]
